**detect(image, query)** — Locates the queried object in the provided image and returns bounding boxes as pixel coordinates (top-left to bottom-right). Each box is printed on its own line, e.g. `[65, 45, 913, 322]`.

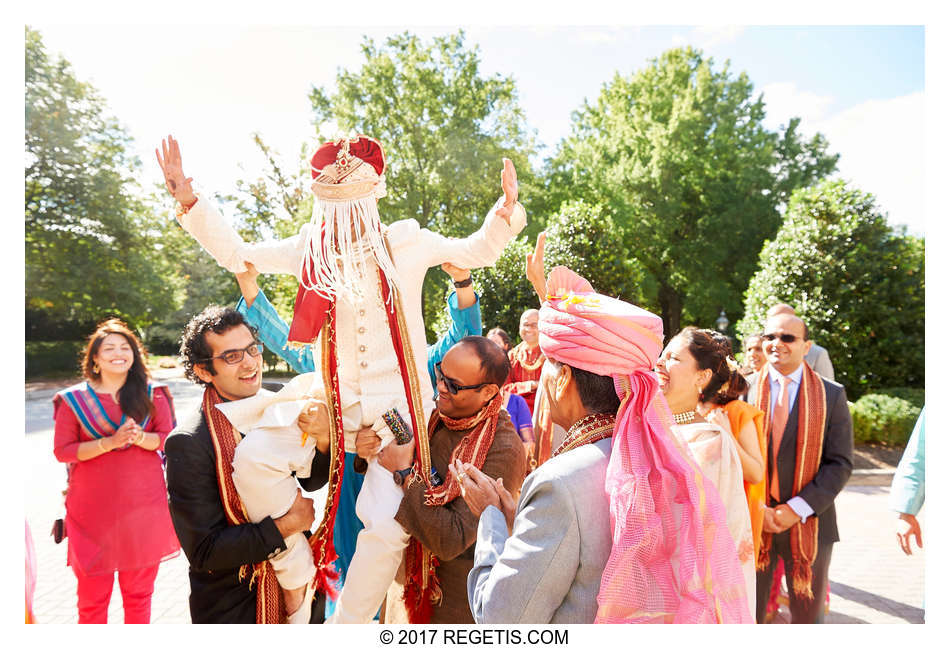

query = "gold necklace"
[672, 410, 696, 425]
[553, 413, 616, 457]
[513, 342, 545, 371]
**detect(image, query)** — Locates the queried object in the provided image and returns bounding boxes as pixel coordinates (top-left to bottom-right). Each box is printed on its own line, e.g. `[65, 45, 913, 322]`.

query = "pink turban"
[537, 266, 752, 624]
[538, 267, 662, 376]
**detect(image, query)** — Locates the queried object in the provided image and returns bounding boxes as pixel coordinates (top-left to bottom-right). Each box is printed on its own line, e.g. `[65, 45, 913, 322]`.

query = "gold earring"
[93, 362, 100, 374]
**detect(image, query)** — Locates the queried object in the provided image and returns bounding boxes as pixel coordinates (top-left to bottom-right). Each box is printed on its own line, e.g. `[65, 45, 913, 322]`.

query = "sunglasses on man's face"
[762, 333, 801, 344]
[434, 362, 491, 395]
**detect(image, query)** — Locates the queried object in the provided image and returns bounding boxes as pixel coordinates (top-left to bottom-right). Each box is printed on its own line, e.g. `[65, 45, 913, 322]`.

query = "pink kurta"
[53, 384, 180, 576]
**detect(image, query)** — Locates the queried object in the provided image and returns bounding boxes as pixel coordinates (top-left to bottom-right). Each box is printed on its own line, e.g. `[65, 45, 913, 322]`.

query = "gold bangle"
[97, 438, 108, 453]
[136, 431, 147, 446]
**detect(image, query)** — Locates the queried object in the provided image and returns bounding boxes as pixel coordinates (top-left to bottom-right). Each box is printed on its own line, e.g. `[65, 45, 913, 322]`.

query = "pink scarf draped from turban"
[538, 267, 752, 624]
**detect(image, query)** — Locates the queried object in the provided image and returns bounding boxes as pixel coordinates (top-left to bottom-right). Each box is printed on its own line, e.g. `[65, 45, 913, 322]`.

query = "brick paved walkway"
[26, 379, 924, 624]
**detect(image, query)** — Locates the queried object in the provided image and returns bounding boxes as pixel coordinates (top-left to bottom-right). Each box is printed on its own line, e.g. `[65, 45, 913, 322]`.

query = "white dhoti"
[219, 373, 323, 594]
[326, 456, 410, 624]
[219, 371, 412, 625]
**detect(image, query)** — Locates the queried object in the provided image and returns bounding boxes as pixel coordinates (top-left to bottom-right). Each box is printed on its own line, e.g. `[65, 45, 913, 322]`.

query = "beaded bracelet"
[383, 408, 413, 445]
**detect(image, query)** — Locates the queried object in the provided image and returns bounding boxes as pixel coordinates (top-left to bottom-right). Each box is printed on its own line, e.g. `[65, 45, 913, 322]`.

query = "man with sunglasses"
[767, 303, 835, 380]
[748, 313, 853, 623]
[164, 306, 334, 623]
[364, 337, 527, 623]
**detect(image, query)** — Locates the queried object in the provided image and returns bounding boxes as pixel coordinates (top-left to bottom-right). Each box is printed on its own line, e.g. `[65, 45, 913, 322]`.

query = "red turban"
[310, 136, 386, 179]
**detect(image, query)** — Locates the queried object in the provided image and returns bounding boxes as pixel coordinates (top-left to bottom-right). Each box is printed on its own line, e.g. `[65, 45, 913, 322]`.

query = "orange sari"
[722, 400, 767, 558]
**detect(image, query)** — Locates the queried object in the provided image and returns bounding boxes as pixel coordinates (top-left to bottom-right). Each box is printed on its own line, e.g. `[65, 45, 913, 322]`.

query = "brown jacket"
[382, 409, 526, 623]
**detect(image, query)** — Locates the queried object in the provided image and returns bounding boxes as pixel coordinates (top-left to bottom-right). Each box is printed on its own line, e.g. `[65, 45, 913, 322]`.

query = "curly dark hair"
[81, 318, 154, 423]
[676, 326, 748, 405]
[179, 306, 258, 385]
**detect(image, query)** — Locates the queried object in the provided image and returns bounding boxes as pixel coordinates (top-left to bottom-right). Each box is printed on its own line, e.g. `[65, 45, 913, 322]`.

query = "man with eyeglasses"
[747, 313, 853, 623]
[360, 336, 526, 623]
[164, 305, 334, 623]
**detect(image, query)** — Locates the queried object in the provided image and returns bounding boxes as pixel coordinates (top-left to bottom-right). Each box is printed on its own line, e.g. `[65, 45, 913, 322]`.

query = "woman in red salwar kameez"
[53, 319, 180, 624]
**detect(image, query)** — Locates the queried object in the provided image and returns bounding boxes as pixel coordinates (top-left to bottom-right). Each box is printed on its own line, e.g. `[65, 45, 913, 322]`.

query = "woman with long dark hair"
[52, 318, 180, 623]
[654, 326, 758, 619]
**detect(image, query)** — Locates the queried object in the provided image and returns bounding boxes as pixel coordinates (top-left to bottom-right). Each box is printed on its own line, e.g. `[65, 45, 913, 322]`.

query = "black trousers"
[755, 532, 834, 624]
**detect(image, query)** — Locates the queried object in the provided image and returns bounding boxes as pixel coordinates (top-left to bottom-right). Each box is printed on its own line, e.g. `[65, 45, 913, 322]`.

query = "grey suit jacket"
[805, 343, 835, 381]
[467, 437, 612, 624]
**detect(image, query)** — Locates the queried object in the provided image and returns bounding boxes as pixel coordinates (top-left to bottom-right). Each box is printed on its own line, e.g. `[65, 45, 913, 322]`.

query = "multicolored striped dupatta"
[53, 382, 174, 441]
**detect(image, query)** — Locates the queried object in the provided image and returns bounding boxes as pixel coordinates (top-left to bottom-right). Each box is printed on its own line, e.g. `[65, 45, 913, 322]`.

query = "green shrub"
[26, 340, 84, 378]
[849, 393, 922, 446]
[876, 387, 925, 411]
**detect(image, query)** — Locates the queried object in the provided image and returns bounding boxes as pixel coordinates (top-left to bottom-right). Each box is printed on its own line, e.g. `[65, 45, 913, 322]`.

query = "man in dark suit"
[165, 306, 332, 623]
[750, 313, 853, 624]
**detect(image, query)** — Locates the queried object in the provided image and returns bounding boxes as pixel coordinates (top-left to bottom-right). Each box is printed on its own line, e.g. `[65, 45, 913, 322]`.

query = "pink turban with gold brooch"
[538, 266, 753, 624]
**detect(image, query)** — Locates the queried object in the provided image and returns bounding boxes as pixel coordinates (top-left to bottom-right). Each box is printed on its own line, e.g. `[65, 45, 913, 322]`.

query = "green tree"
[475, 200, 647, 340]
[546, 46, 838, 338]
[25, 26, 174, 337]
[737, 179, 924, 398]
[310, 31, 539, 340]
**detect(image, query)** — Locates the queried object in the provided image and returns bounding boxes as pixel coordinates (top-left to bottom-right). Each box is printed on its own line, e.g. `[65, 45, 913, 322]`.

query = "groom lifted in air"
[156, 133, 525, 623]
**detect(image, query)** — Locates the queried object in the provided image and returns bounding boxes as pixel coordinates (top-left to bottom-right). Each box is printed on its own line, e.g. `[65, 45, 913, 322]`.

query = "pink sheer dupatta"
[595, 370, 752, 623]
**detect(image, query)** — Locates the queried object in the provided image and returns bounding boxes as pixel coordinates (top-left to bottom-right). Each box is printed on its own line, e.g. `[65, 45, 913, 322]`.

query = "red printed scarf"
[203, 387, 285, 624]
[754, 364, 827, 600]
[403, 391, 503, 624]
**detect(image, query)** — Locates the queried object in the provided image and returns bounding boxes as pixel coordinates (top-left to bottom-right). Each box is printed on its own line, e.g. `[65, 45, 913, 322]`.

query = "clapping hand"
[451, 460, 517, 533]
[494, 159, 519, 225]
[110, 419, 142, 450]
[155, 135, 196, 208]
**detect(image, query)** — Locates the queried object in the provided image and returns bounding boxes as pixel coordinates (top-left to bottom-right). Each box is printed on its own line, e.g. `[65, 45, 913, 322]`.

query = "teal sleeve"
[426, 291, 482, 390]
[236, 289, 315, 374]
[889, 407, 926, 515]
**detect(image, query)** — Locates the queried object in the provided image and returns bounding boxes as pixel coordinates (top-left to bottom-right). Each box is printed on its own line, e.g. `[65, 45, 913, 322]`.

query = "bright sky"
[29, 22, 925, 234]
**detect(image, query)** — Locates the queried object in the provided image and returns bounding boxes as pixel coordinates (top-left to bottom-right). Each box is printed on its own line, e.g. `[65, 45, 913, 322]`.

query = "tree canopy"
[545, 46, 838, 338]
[25, 27, 174, 337]
[737, 179, 924, 398]
[309, 31, 540, 340]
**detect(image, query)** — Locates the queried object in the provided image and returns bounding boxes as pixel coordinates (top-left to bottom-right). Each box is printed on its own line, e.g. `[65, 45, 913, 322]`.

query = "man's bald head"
[767, 303, 796, 317]
[762, 313, 812, 375]
[519, 308, 540, 347]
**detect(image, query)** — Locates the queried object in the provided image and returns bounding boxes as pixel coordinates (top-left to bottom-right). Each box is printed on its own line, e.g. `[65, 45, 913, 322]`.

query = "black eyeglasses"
[762, 333, 801, 344]
[434, 363, 491, 395]
[202, 342, 264, 365]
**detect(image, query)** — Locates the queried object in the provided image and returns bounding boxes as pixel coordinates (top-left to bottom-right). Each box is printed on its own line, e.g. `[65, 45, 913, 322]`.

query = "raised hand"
[440, 262, 471, 283]
[155, 135, 196, 207]
[494, 158, 519, 225]
[525, 231, 547, 303]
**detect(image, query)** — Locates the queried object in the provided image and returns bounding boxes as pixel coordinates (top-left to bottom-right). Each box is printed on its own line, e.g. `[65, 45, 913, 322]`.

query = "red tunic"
[53, 385, 180, 576]
[503, 342, 545, 415]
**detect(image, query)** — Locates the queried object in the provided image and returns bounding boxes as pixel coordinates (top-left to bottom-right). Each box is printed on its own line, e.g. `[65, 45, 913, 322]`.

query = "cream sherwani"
[178, 195, 526, 622]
